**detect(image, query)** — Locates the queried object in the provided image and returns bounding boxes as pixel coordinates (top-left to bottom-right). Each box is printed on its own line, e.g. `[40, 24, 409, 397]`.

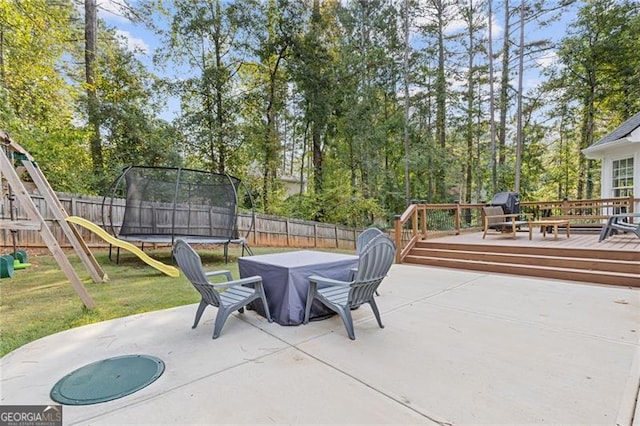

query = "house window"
[612, 157, 634, 198]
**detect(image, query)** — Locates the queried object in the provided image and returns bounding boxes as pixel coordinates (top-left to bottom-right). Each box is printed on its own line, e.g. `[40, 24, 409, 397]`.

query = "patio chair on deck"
[482, 206, 528, 238]
[303, 234, 396, 340]
[598, 213, 640, 242]
[173, 239, 272, 339]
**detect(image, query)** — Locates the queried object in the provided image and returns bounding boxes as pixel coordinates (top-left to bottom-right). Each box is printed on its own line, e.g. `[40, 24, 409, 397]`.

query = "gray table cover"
[238, 250, 359, 325]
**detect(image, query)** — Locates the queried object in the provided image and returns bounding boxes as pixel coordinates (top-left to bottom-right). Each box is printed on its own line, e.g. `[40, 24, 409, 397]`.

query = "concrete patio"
[1, 264, 639, 425]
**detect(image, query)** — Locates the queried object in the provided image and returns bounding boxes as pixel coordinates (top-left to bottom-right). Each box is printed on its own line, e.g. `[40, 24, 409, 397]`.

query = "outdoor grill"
[490, 191, 520, 215]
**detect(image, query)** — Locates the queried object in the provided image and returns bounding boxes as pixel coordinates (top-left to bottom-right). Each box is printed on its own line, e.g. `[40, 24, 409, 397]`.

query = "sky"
[97, 0, 578, 122]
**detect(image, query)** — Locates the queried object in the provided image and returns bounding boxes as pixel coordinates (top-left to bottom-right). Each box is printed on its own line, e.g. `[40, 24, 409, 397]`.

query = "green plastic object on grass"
[0, 254, 15, 278]
[13, 249, 27, 264]
[13, 259, 31, 270]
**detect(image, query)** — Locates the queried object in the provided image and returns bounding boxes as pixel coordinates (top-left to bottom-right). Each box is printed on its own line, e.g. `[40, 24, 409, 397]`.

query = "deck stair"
[403, 240, 640, 287]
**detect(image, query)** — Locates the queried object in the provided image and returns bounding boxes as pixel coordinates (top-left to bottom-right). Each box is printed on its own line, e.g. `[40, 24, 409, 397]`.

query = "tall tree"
[0, 0, 92, 192]
[85, 0, 104, 190]
[514, 0, 525, 193]
[496, 0, 511, 188]
[402, 0, 412, 205]
[250, 0, 306, 212]
[554, 0, 640, 199]
[433, 0, 451, 201]
[97, 28, 182, 176]
[458, 0, 487, 204]
[144, 0, 249, 174]
[487, 0, 497, 194]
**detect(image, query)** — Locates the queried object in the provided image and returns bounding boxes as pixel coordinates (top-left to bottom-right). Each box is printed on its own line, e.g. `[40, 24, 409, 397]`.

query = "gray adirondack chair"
[303, 234, 396, 340]
[349, 227, 384, 295]
[356, 227, 384, 255]
[173, 239, 272, 339]
[599, 213, 640, 242]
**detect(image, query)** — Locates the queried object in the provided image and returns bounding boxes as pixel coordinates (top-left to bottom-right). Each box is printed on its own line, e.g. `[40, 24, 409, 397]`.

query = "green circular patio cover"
[50, 354, 164, 405]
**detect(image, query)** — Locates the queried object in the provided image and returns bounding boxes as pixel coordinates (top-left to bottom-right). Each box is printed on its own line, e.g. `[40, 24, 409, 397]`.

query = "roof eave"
[582, 136, 639, 159]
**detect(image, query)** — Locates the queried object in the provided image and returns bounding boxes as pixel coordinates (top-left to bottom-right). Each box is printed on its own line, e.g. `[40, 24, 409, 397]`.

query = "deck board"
[424, 230, 640, 254]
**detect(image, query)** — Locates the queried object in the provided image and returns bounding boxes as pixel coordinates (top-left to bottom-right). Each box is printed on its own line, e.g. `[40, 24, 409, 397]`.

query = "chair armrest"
[205, 270, 233, 281]
[611, 212, 640, 219]
[309, 274, 350, 287]
[208, 275, 262, 288]
[485, 213, 521, 220]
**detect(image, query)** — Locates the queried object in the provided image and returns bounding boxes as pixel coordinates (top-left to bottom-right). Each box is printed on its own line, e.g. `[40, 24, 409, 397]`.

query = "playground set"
[1, 130, 106, 308]
[1, 131, 255, 308]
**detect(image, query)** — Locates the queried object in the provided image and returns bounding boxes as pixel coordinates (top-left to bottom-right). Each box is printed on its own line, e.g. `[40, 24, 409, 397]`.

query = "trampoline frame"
[102, 166, 255, 262]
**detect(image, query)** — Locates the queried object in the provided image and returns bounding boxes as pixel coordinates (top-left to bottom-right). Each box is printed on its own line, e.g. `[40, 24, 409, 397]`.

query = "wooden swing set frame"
[0, 130, 107, 308]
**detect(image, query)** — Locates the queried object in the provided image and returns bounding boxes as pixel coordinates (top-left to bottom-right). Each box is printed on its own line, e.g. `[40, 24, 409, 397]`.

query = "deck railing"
[393, 196, 635, 263]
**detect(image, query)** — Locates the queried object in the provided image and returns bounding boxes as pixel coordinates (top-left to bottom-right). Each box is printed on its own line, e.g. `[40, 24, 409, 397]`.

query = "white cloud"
[114, 29, 149, 54]
[486, 12, 503, 39]
[536, 51, 558, 69]
[445, 18, 467, 34]
[97, 0, 130, 23]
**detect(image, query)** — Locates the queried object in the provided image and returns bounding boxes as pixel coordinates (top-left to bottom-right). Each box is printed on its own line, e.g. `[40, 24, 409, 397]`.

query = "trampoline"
[103, 166, 254, 262]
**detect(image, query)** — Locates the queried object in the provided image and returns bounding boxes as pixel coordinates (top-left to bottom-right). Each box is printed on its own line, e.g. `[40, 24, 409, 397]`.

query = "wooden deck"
[402, 229, 640, 287]
[427, 229, 640, 253]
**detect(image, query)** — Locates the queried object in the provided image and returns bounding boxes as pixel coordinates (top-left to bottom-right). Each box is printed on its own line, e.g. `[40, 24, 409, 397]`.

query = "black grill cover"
[491, 192, 520, 215]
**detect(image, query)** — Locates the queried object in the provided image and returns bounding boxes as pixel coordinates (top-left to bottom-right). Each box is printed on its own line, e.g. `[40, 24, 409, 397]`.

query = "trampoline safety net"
[105, 167, 244, 243]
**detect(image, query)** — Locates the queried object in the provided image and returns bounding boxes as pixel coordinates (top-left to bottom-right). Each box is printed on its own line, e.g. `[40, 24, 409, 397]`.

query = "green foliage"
[1, 0, 637, 222]
[96, 29, 183, 180]
[279, 188, 385, 229]
[549, 0, 640, 199]
[0, 0, 94, 192]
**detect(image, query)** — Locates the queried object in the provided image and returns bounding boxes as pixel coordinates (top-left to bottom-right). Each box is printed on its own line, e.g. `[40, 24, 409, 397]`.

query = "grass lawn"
[0, 245, 301, 357]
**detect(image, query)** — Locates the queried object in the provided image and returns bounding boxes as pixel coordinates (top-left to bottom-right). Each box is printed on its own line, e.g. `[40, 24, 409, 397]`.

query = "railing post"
[394, 214, 401, 263]
[561, 198, 570, 216]
[411, 207, 418, 241]
[420, 204, 427, 237]
[455, 203, 461, 235]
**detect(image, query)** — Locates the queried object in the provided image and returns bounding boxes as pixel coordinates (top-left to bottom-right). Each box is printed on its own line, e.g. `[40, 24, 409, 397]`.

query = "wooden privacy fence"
[0, 192, 360, 250]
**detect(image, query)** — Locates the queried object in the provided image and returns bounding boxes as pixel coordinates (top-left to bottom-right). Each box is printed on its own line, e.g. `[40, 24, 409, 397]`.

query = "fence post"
[335, 225, 338, 248]
[252, 218, 257, 246]
[285, 219, 290, 247]
[70, 196, 76, 216]
[314, 223, 318, 248]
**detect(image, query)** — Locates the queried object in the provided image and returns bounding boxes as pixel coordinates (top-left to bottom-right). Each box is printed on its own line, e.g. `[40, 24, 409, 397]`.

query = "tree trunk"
[214, 1, 226, 173]
[402, 0, 411, 206]
[498, 0, 510, 179]
[435, 0, 447, 201]
[85, 0, 103, 189]
[514, 0, 525, 193]
[488, 0, 497, 194]
[465, 1, 475, 205]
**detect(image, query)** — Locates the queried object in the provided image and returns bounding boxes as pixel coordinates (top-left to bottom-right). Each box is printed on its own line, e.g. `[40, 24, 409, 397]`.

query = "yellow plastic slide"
[66, 216, 180, 278]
